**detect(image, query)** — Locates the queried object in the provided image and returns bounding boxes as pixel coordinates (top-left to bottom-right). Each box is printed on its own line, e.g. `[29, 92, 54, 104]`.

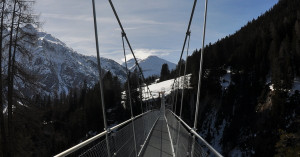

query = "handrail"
[110, 110, 151, 131]
[54, 131, 107, 157]
[54, 110, 153, 157]
[167, 110, 223, 157]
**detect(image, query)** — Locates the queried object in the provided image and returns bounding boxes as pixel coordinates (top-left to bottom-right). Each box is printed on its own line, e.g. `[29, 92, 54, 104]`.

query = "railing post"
[191, 0, 208, 156]
[91, 0, 111, 156]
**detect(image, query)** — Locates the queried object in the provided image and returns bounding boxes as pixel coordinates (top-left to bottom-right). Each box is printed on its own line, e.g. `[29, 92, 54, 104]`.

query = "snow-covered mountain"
[3, 25, 126, 96]
[123, 56, 176, 78]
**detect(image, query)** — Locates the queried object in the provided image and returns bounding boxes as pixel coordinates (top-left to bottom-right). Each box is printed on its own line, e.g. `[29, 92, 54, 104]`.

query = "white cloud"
[35, 0, 278, 65]
[124, 48, 174, 61]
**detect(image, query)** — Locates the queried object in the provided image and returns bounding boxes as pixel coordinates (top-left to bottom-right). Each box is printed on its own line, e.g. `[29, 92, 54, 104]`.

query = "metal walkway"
[54, 96, 222, 157]
[142, 116, 173, 157]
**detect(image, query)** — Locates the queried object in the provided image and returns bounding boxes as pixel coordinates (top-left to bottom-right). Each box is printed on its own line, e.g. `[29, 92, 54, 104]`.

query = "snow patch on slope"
[267, 77, 300, 94]
[292, 77, 300, 94]
[3, 106, 7, 114]
[229, 148, 244, 157]
[121, 74, 192, 105]
[220, 67, 232, 90]
[2, 25, 126, 97]
[141, 74, 192, 100]
[199, 110, 226, 154]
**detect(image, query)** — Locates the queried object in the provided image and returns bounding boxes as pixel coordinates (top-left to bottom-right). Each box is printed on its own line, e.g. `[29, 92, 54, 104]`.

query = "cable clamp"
[106, 128, 111, 133]
[186, 31, 191, 36]
[121, 32, 126, 37]
[191, 127, 197, 132]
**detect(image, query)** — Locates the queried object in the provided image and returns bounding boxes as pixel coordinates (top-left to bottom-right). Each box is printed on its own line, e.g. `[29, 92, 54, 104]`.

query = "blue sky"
[35, 0, 278, 64]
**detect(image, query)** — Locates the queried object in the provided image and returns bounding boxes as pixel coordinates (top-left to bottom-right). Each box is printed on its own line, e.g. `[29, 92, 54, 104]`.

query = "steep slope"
[3, 25, 126, 96]
[177, 0, 300, 156]
[124, 56, 176, 78]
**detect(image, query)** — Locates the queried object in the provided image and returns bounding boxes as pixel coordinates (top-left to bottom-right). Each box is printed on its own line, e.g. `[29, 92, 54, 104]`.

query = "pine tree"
[160, 63, 170, 82]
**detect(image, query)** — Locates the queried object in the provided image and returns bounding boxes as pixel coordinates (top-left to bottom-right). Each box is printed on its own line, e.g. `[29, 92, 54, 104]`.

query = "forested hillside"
[169, 0, 300, 156]
[1, 0, 299, 156]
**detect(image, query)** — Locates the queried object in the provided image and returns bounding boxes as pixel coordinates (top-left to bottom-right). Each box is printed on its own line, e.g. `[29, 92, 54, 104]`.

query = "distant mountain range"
[124, 56, 176, 78]
[3, 25, 176, 96]
[3, 25, 126, 96]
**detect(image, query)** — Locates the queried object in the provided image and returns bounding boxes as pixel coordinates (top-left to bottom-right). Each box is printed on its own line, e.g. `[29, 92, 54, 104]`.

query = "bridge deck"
[142, 115, 173, 157]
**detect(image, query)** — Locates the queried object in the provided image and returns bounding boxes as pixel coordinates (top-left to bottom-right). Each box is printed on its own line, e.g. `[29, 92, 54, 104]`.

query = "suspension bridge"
[54, 0, 223, 156]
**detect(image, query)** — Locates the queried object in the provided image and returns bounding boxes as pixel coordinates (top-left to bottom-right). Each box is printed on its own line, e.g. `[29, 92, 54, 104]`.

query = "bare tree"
[0, 0, 38, 156]
[0, 1, 8, 157]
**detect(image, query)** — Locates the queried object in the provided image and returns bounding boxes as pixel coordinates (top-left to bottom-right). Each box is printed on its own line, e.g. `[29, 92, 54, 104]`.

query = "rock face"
[124, 56, 176, 78]
[3, 25, 126, 96]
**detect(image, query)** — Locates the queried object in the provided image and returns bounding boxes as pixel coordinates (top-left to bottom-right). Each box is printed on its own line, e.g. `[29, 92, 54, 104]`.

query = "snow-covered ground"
[199, 110, 226, 154]
[141, 74, 192, 100]
[229, 148, 244, 157]
[292, 77, 300, 94]
[220, 67, 232, 90]
[121, 74, 192, 103]
[3, 106, 7, 114]
[268, 77, 300, 94]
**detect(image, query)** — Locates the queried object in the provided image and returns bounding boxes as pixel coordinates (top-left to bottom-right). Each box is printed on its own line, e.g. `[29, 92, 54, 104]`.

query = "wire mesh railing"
[54, 110, 160, 157]
[165, 109, 223, 157]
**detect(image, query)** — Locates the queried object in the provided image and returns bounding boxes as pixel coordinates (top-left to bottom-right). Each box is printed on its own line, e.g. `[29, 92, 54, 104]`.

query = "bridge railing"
[54, 110, 160, 157]
[165, 109, 223, 157]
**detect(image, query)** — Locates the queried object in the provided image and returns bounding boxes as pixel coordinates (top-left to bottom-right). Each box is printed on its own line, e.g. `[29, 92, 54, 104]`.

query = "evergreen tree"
[160, 63, 170, 81]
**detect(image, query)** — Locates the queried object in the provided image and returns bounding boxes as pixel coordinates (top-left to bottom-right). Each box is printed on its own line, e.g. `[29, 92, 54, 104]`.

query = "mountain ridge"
[4, 25, 127, 97]
[123, 55, 176, 78]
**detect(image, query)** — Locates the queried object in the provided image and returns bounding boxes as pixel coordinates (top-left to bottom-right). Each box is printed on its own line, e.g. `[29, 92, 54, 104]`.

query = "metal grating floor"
[142, 116, 173, 157]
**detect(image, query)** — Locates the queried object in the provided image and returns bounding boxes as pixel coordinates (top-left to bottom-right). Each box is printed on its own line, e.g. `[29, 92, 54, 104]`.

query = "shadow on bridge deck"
[142, 115, 173, 157]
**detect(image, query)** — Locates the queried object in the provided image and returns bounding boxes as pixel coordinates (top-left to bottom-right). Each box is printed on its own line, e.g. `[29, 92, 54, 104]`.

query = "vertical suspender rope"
[174, 78, 179, 113]
[137, 74, 144, 114]
[172, 78, 178, 112]
[91, 0, 111, 156]
[148, 89, 152, 109]
[122, 33, 138, 157]
[172, 80, 175, 112]
[144, 87, 148, 111]
[175, 32, 191, 157]
[145, 87, 149, 111]
[171, 84, 175, 111]
[191, 0, 208, 156]
[146, 89, 150, 110]
[179, 32, 191, 118]
[172, 0, 198, 114]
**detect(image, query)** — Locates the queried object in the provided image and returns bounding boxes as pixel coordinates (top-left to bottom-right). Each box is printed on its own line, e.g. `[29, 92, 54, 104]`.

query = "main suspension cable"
[108, 0, 157, 105]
